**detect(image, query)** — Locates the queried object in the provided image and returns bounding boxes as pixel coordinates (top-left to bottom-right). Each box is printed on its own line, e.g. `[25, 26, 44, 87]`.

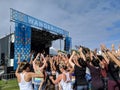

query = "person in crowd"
[87, 51, 104, 90]
[101, 44, 120, 90]
[69, 49, 88, 90]
[97, 54, 108, 90]
[15, 54, 44, 90]
[45, 55, 55, 90]
[29, 50, 35, 72]
[32, 53, 46, 90]
[49, 63, 73, 90]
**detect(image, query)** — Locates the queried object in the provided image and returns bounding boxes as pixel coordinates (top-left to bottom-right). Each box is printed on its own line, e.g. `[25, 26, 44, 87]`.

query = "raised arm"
[111, 44, 118, 57]
[15, 63, 20, 77]
[33, 53, 40, 70]
[39, 53, 46, 70]
[29, 72, 44, 78]
[15, 54, 21, 75]
[101, 53, 110, 64]
[69, 51, 76, 68]
[78, 47, 86, 61]
[15, 55, 22, 82]
[101, 44, 120, 67]
[29, 52, 34, 65]
[107, 51, 120, 67]
[17, 54, 21, 64]
[116, 45, 120, 57]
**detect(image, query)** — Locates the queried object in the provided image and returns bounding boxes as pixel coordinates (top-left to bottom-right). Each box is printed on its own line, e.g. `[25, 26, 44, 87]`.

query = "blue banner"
[14, 23, 31, 69]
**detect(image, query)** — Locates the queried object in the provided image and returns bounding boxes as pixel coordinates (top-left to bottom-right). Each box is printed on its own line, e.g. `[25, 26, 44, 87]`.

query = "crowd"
[15, 44, 120, 90]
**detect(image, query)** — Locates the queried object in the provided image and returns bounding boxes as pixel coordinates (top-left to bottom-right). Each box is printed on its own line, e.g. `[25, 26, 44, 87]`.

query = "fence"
[0, 73, 16, 80]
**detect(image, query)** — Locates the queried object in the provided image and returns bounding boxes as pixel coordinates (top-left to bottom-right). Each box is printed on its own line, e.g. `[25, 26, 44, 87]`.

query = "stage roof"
[31, 28, 63, 44]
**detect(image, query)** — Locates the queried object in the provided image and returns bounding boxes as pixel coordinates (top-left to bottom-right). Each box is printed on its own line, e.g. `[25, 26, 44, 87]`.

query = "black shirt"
[46, 61, 51, 72]
[108, 61, 120, 80]
[74, 65, 88, 85]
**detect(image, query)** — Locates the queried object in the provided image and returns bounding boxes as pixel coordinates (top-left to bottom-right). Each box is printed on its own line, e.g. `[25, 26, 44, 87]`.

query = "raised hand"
[72, 50, 76, 55]
[100, 44, 108, 52]
[78, 47, 83, 53]
[17, 54, 21, 64]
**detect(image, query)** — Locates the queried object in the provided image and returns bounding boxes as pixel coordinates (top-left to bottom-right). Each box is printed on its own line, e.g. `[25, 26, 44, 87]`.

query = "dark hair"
[67, 54, 71, 59]
[80, 46, 90, 55]
[23, 63, 30, 70]
[78, 58, 87, 67]
[20, 62, 30, 71]
[86, 57, 91, 63]
[97, 55, 104, 61]
[91, 59, 100, 67]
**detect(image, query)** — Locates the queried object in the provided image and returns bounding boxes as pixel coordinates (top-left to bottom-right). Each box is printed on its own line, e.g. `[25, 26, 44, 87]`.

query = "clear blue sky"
[0, 0, 120, 50]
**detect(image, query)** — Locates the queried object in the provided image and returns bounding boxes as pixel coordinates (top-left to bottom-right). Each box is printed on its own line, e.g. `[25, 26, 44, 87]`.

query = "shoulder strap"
[20, 73, 26, 82]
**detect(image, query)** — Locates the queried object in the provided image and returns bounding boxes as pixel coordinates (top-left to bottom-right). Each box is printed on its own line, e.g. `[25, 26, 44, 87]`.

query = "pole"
[9, 25, 11, 59]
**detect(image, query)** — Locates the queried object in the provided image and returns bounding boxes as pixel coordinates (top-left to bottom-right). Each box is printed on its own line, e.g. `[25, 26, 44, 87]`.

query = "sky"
[0, 0, 120, 51]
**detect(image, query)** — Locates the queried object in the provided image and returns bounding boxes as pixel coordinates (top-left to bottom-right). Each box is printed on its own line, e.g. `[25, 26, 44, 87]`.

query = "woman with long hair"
[15, 60, 44, 90]
[49, 63, 73, 90]
[32, 53, 46, 90]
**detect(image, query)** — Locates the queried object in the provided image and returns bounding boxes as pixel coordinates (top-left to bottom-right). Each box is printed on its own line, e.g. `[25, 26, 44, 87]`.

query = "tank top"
[32, 69, 43, 85]
[59, 72, 73, 90]
[18, 73, 33, 90]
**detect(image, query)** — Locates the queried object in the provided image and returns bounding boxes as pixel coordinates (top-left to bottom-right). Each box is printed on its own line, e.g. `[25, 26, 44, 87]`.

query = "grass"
[0, 79, 19, 90]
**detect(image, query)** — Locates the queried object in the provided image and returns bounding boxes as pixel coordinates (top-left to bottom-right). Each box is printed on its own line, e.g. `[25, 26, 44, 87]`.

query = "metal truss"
[10, 8, 69, 37]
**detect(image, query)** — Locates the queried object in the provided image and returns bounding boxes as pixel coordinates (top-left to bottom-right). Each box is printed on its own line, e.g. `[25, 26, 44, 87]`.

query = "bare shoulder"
[58, 74, 62, 77]
[59, 73, 66, 79]
[56, 74, 63, 80]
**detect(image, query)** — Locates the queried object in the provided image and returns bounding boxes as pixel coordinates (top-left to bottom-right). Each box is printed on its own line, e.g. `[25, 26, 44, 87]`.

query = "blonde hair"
[35, 60, 40, 65]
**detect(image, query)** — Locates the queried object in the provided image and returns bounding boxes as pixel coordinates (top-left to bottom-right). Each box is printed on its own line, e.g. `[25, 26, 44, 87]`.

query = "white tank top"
[18, 73, 33, 90]
[59, 72, 73, 90]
